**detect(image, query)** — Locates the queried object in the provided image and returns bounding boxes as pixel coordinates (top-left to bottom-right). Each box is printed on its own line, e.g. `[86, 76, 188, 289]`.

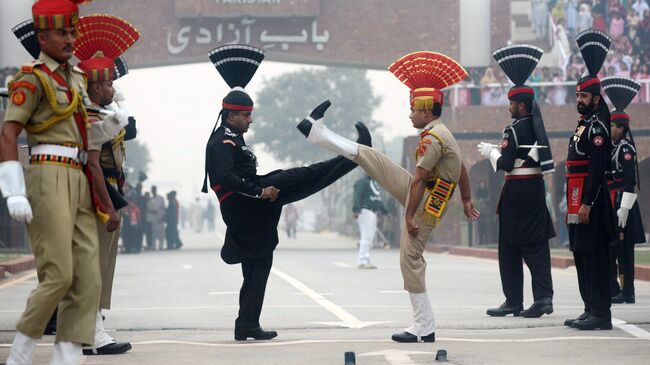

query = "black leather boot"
[486, 302, 523, 317]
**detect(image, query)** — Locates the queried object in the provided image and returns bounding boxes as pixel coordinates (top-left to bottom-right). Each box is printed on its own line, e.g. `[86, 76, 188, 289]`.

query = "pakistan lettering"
[167, 18, 329, 55]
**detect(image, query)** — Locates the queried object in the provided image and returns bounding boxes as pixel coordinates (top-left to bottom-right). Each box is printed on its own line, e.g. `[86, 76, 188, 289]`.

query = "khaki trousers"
[354, 146, 434, 293]
[96, 219, 119, 309]
[18, 164, 100, 345]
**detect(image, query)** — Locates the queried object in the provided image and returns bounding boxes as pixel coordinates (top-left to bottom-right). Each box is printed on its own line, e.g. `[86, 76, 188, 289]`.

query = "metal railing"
[447, 79, 650, 107]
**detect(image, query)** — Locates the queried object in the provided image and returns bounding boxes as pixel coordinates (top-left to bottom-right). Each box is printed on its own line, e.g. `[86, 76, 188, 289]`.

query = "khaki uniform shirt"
[415, 119, 462, 184]
[87, 105, 126, 170]
[3, 52, 88, 147]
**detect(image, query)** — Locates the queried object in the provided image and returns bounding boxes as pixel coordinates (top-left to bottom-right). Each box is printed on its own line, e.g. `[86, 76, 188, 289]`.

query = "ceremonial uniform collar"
[613, 137, 628, 147]
[38, 51, 71, 74]
[422, 119, 441, 132]
[512, 115, 532, 127]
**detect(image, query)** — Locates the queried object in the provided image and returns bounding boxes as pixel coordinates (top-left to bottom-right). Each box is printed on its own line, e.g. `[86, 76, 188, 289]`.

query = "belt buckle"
[75, 148, 88, 165]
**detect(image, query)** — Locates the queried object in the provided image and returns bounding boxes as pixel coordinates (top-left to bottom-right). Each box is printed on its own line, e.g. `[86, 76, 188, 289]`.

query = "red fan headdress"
[388, 51, 468, 110]
[74, 14, 140, 82]
[32, 0, 90, 31]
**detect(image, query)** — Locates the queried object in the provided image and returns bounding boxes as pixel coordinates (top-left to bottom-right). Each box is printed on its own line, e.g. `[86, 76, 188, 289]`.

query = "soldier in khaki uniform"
[74, 14, 140, 355]
[298, 51, 480, 343]
[0, 1, 127, 364]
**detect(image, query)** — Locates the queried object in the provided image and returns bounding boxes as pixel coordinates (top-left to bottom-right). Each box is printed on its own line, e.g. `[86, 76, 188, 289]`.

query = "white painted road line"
[613, 318, 650, 339]
[2, 336, 646, 349]
[333, 262, 350, 268]
[271, 267, 389, 329]
[380, 290, 408, 294]
[0, 271, 37, 290]
[208, 291, 239, 295]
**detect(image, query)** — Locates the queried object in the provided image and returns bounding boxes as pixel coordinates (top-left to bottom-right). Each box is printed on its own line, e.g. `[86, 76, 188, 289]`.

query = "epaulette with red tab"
[21, 64, 34, 73]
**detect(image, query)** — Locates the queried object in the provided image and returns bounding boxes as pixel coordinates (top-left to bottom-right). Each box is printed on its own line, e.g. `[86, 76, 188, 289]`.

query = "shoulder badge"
[592, 135, 604, 147]
[21, 64, 34, 73]
[624, 152, 633, 161]
[10, 80, 37, 93]
[11, 90, 26, 106]
[222, 139, 236, 147]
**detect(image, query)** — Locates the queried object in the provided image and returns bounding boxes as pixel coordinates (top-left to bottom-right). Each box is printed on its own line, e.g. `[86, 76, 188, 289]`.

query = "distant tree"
[250, 67, 381, 165]
[124, 140, 151, 186]
[250, 67, 381, 231]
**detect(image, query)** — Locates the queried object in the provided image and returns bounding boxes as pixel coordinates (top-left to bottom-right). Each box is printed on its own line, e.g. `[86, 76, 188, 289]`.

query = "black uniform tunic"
[205, 122, 358, 260]
[607, 137, 645, 296]
[497, 116, 555, 245]
[495, 116, 555, 305]
[565, 107, 616, 318]
[204, 121, 358, 331]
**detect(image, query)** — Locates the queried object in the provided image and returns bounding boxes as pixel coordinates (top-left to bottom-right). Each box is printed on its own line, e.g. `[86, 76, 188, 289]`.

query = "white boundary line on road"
[612, 318, 650, 339]
[0, 271, 37, 290]
[1, 336, 646, 350]
[270, 267, 389, 328]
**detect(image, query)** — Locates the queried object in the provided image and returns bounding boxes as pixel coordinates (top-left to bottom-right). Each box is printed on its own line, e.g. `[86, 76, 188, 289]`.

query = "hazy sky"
[116, 61, 413, 203]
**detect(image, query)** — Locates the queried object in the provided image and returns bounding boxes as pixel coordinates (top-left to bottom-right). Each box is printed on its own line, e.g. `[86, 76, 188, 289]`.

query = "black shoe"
[564, 312, 589, 327]
[520, 298, 554, 318]
[486, 302, 523, 317]
[611, 292, 635, 304]
[234, 327, 278, 341]
[83, 341, 132, 355]
[572, 315, 612, 330]
[391, 331, 435, 343]
[354, 122, 372, 147]
[297, 100, 331, 137]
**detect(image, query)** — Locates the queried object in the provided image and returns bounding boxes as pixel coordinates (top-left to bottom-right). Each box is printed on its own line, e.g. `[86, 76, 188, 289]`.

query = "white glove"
[7, 196, 33, 223]
[477, 142, 501, 172]
[0, 161, 33, 223]
[478, 142, 495, 157]
[89, 109, 129, 146]
[617, 207, 629, 228]
[112, 85, 126, 103]
[617, 192, 637, 228]
[112, 85, 130, 112]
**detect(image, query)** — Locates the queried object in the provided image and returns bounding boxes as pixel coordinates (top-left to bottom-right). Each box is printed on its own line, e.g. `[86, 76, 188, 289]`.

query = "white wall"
[459, 0, 492, 67]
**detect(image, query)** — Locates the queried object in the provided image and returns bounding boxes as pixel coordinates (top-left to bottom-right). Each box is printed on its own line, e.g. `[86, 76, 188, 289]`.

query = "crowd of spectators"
[453, 0, 650, 107]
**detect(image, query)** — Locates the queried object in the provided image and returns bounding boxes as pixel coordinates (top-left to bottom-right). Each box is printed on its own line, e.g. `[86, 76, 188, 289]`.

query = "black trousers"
[165, 223, 183, 249]
[498, 240, 554, 306]
[610, 239, 635, 297]
[573, 239, 611, 319]
[221, 241, 273, 332]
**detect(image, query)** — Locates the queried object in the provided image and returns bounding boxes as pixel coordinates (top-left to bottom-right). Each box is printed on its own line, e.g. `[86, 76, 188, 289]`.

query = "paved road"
[1, 229, 649, 365]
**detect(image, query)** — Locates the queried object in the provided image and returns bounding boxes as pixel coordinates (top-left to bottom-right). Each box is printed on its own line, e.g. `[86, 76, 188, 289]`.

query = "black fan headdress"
[113, 56, 129, 80]
[492, 43, 554, 174]
[492, 43, 543, 102]
[12, 19, 40, 59]
[601, 76, 641, 187]
[208, 44, 265, 112]
[576, 29, 611, 95]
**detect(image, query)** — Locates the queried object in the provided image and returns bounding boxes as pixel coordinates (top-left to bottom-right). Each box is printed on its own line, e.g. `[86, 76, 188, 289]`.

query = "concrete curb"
[0, 255, 35, 275]
[428, 244, 650, 281]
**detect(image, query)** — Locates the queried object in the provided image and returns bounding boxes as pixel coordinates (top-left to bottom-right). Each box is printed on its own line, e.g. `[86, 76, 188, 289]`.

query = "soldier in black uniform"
[563, 29, 616, 331]
[479, 44, 555, 318]
[201, 45, 370, 341]
[602, 77, 646, 304]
